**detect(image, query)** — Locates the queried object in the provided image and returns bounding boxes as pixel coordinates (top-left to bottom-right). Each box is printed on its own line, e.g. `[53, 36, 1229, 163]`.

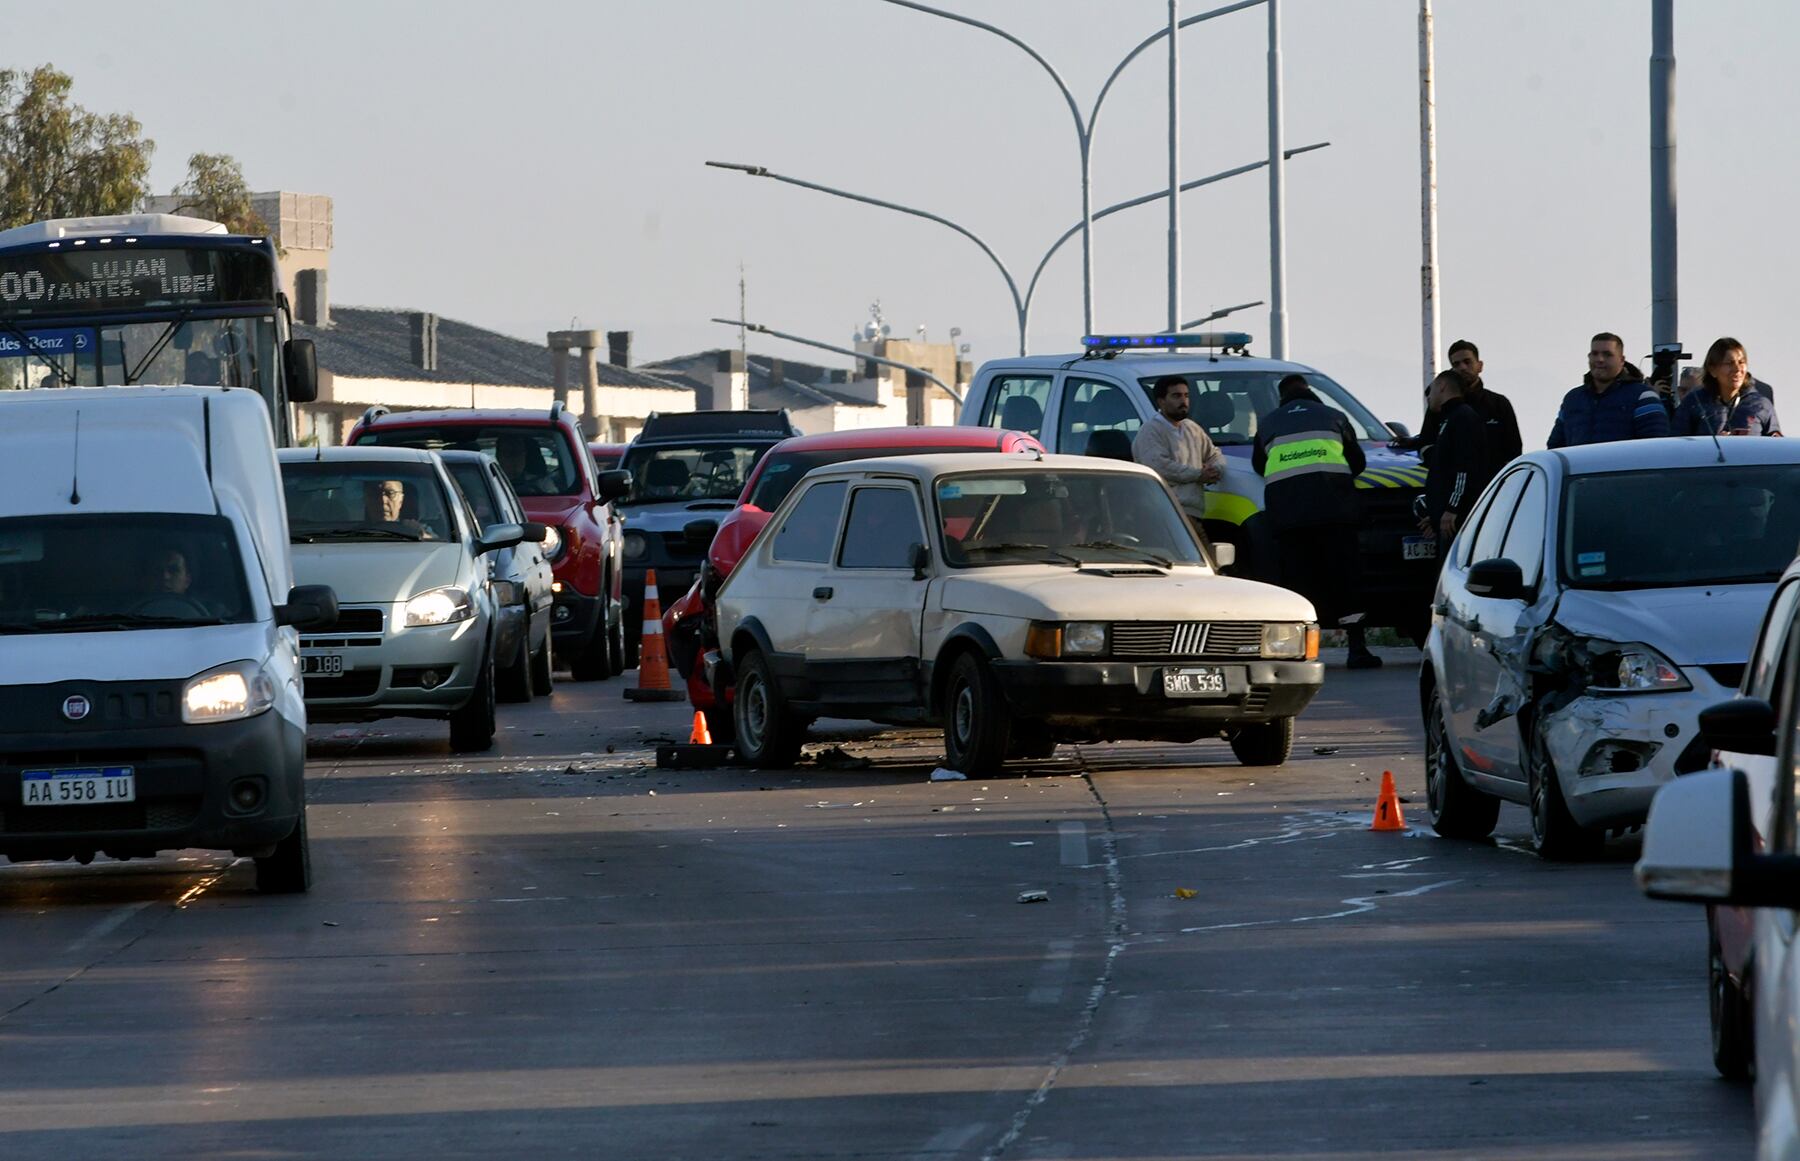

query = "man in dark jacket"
[1253, 375, 1375, 667]
[1546, 333, 1671, 447]
[1421, 370, 1492, 544]
[1393, 339, 1522, 477]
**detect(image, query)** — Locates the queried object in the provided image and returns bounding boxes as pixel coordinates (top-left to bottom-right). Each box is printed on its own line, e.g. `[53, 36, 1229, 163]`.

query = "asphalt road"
[0, 649, 1753, 1159]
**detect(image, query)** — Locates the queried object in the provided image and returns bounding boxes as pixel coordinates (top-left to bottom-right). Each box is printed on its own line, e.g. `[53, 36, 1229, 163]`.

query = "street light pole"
[1419, 0, 1441, 382]
[1266, 0, 1288, 358]
[1650, 0, 1679, 375]
[712, 318, 963, 406]
[1168, 0, 1182, 334]
[1174, 300, 1263, 333]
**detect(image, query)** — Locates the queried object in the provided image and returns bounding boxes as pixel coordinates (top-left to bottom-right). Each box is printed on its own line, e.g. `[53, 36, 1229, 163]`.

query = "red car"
[664, 425, 1044, 740]
[348, 403, 632, 681]
[589, 441, 629, 472]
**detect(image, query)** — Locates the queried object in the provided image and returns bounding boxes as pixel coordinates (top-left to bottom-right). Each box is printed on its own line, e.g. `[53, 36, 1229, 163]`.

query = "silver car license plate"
[22, 766, 136, 807]
[1163, 666, 1227, 698]
[302, 653, 345, 676]
[1402, 535, 1437, 561]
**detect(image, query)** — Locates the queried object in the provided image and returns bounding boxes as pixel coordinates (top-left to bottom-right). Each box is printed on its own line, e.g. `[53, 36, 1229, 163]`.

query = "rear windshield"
[0, 513, 254, 634]
[748, 445, 992, 511]
[619, 442, 773, 507]
[282, 460, 457, 543]
[356, 424, 579, 498]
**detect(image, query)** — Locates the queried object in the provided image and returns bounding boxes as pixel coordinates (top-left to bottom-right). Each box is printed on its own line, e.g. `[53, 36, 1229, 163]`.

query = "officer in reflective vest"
[1252, 375, 1375, 667]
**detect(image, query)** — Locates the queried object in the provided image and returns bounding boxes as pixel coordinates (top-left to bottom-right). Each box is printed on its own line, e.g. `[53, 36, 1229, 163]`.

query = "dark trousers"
[1274, 524, 1362, 629]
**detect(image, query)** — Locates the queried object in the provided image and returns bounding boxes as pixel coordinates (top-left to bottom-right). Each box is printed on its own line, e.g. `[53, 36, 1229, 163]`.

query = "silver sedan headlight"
[404, 587, 475, 627]
[1593, 644, 1690, 693]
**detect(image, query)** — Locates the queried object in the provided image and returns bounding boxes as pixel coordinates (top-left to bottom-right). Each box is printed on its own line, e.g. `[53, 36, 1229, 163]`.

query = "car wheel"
[1710, 915, 1755, 1082]
[733, 650, 802, 768]
[624, 622, 641, 672]
[1425, 684, 1500, 839]
[942, 652, 1011, 774]
[1229, 716, 1295, 766]
[254, 809, 312, 894]
[608, 600, 628, 676]
[497, 629, 532, 704]
[449, 648, 498, 752]
[1526, 720, 1599, 860]
[530, 630, 555, 697]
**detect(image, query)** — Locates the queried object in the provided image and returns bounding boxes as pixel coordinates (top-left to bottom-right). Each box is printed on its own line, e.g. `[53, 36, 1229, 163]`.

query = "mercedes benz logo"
[61, 694, 91, 721]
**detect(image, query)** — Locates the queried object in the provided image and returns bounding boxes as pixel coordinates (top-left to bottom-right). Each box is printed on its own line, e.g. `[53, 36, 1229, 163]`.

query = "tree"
[0, 65, 153, 230]
[169, 152, 268, 236]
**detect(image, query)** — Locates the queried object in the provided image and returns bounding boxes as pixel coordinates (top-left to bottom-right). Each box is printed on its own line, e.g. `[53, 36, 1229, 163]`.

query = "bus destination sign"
[0, 248, 273, 319]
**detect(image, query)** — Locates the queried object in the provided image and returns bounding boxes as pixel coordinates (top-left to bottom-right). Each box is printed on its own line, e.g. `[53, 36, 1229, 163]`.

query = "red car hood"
[518, 496, 581, 523]
[709, 505, 772, 577]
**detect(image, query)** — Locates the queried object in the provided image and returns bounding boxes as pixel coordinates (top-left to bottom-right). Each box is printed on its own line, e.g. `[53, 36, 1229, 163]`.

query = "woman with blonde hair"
[1673, 337, 1781, 436]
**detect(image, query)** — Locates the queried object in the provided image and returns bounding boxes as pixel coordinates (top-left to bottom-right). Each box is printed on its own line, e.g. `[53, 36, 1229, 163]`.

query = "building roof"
[646, 349, 884, 410]
[298, 307, 690, 391]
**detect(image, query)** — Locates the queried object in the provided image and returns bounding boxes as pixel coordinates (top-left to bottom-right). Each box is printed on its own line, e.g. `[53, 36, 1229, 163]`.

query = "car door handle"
[812, 586, 834, 600]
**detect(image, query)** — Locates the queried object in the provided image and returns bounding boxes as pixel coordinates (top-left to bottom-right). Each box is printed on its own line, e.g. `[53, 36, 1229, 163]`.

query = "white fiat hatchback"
[714, 452, 1323, 772]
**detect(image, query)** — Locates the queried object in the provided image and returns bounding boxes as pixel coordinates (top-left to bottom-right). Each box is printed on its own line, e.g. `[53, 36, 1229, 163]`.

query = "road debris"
[1017, 890, 1050, 904]
[930, 768, 967, 781]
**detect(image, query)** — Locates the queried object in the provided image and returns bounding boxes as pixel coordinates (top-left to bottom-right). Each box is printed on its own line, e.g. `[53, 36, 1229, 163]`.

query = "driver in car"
[363, 479, 437, 539]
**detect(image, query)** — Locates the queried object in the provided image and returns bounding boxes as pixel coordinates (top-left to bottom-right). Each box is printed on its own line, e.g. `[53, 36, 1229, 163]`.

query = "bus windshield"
[0, 316, 278, 391]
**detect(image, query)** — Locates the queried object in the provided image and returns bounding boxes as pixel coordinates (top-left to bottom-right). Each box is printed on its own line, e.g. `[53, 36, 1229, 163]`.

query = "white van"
[0, 387, 336, 891]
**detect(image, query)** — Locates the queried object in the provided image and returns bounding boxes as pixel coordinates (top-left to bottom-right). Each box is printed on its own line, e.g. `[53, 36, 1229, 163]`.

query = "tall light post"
[876, 0, 1268, 333]
[1419, 0, 1441, 382]
[1168, 0, 1182, 333]
[1173, 300, 1263, 333]
[1266, 0, 1288, 357]
[707, 142, 1328, 357]
[712, 318, 963, 406]
[1649, 0, 1681, 380]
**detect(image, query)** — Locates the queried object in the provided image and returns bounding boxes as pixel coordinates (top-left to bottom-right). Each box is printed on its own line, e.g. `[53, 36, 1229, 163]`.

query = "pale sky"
[18, 0, 1798, 442]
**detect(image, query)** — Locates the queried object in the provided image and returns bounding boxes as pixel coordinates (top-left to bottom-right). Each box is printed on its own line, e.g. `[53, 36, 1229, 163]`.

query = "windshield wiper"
[1071, 540, 1172, 568]
[124, 305, 198, 385]
[961, 542, 1081, 567]
[293, 526, 423, 542]
[0, 316, 77, 387]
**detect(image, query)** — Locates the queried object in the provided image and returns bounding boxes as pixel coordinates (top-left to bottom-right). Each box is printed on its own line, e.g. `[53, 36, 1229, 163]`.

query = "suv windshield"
[0, 513, 253, 633]
[748, 444, 993, 511]
[620, 442, 771, 507]
[0, 317, 277, 391]
[1561, 465, 1800, 590]
[282, 461, 457, 543]
[356, 424, 579, 498]
[1135, 369, 1383, 443]
[936, 470, 1204, 568]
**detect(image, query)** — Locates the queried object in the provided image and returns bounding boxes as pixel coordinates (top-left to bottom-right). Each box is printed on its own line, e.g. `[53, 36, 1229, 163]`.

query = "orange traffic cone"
[624, 569, 684, 702]
[689, 710, 712, 745]
[1371, 770, 1407, 831]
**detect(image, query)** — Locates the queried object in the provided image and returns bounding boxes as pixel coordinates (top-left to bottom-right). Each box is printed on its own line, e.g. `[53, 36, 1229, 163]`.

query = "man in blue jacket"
[1546, 333, 1671, 447]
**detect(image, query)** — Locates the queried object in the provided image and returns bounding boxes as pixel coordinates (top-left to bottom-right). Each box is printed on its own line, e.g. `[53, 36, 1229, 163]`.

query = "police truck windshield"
[1137, 370, 1384, 444]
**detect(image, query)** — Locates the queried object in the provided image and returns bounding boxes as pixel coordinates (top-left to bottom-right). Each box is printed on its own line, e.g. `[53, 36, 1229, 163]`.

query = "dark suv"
[348, 403, 631, 680]
[616, 410, 798, 666]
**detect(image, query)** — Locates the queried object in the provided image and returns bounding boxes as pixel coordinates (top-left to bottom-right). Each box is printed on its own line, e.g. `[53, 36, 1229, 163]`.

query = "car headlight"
[1262, 622, 1316, 659]
[1592, 644, 1690, 693]
[1025, 621, 1107, 658]
[622, 531, 648, 561]
[1063, 622, 1107, 655]
[540, 525, 566, 561]
[404, 586, 474, 627]
[489, 580, 524, 607]
[182, 661, 276, 724]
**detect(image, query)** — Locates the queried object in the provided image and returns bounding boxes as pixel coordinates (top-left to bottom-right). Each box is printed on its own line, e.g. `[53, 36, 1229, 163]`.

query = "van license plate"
[302, 654, 345, 676]
[1163, 667, 1227, 697]
[22, 766, 136, 807]
[1402, 536, 1437, 561]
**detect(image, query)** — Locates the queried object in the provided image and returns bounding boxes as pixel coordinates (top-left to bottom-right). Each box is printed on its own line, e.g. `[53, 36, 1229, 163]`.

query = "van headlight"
[404, 587, 474, 627]
[183, 661, 276, 724]
[623, 531, 648, 561]
[1262, 622, 1315, 659]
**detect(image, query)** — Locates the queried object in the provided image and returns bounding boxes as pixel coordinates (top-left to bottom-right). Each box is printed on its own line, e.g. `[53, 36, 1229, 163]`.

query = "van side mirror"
[1637, 767, 1800, 908]
[909, 542, 930, 581]
[1211, 542, 1236, 570]
[283, 338, 318, 404]
[1466, 558, 1525, 602]
[478, 522, 526, 554]
[1699, 698, 1777, 757]
[597, 469, 632, 502]
[276, 584, 338, 631]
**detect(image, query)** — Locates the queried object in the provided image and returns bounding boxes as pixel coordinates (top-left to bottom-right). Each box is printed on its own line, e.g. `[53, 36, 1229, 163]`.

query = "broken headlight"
[1590, 644, 1690, 693]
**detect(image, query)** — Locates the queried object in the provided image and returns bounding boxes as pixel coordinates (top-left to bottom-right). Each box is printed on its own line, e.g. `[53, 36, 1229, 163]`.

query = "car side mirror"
[1386, 420, 1411, 439]
[478, 522, 525, 554]
[597, 469, 632, 502]
[283, 338, 318, 404]
[909, 542, 930, 581]
[1211, 542, 1236, 570]
[1699, 698, 1777, 757]
[1637, 766, 1800, 908]
[684, 519, 719, 550]
[519, 521, 548, 542]
[1466, 558, 1525, 602]
[276, 584, 338, 630]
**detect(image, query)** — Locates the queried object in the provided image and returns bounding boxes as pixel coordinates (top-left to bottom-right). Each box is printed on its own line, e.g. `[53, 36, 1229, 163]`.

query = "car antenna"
[68, 410, 81, 505]
[1708, 419, 1726, 464]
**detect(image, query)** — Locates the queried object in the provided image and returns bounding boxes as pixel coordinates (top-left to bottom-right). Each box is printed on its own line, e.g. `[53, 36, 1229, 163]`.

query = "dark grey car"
[442, 451, 555, 702]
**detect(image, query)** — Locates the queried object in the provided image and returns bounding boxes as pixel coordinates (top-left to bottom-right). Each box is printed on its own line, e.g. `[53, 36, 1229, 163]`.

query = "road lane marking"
[1058, 821, 1087, 866]
[63, 902, 152, 956]
[1028, 939, 1076, 1006]
[914, 1123, 986, 1158]
[1180, 878, 1463, 934]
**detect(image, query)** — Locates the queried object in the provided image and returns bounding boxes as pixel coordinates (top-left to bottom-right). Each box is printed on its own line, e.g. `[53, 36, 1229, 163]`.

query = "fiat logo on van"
[61, 694, 91, 721]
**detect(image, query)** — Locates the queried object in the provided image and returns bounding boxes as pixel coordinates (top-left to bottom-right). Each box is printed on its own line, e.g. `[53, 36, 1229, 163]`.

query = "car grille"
[331, 607, 385, 634]
[303, 671, 383, 700]
[1110, 622, 1264, 658]
[657, 532, 710, 564]
[0, 798, 200, 834]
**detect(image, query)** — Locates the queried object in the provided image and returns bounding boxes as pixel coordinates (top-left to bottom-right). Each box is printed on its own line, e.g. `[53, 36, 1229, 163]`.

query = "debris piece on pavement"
[930, 768, 968, 781]
[1174, 887, 1198, 899]
[813, 746, 871, 770]
[1017, 890, 1050, 904]
[1312, 746, 1341, 755]
[1009, 841, 1035, 847]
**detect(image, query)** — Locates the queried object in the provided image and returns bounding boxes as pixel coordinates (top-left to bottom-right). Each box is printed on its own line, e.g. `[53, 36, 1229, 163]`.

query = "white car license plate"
[302, 653, 345, 676]
[1163, 666, 1227, 698]
[22, 766, 136, 807]
[1402, 536, 1437, 561]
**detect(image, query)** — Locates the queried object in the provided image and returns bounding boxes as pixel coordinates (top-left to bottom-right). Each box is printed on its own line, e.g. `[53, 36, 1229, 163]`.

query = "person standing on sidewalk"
[1673, 337, 1782, 437]
[1133, 375, 1226, 526]
[1547, 333, 1671, 447]
[1253, 375, 1380, 669]
[1420, 370, 1492, 545]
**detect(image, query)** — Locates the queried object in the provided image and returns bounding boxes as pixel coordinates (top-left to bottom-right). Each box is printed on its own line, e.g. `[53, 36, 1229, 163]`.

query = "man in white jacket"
[1132, 375, 1226, 522]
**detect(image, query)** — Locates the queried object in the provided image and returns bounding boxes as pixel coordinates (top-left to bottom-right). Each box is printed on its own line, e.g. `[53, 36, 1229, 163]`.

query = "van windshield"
[0, 513, 254, 633]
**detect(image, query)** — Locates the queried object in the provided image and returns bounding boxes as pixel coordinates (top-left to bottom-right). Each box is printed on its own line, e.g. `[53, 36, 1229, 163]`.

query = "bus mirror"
[284, 339, 319, 404]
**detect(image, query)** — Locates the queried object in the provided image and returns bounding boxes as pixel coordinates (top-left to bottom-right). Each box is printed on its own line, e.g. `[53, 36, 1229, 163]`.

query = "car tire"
[449, 648, 498, 753]
[1229, 716, 1294, 766]
[1710, 915, 1755, 1082]
[608, 600, 628, 677]
[942, 652, 1011, 775]
[497, 630, 532, 704]
[1424, 683, 1500, 839]
[733, 649, 803, 768]
[1526, 720, 1600, 860]
[530, 631, 555, 697]
[255, 809, 312, 894]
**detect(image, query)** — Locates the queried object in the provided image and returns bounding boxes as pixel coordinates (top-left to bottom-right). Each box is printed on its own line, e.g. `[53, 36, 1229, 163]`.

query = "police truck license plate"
[22, 766, 136, 807]
[1162, 667, 1227, 697]
[302, 654, 344, 676]
[1402, 536, 1437, 561]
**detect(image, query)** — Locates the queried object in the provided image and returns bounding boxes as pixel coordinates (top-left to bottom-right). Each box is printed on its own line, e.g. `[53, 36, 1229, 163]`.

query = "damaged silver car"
[1421, 437, 1800, 858]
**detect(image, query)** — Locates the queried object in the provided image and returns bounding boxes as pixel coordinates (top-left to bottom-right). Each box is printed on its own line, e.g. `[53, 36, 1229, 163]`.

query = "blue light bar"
[1081, 332, 1253, 350]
